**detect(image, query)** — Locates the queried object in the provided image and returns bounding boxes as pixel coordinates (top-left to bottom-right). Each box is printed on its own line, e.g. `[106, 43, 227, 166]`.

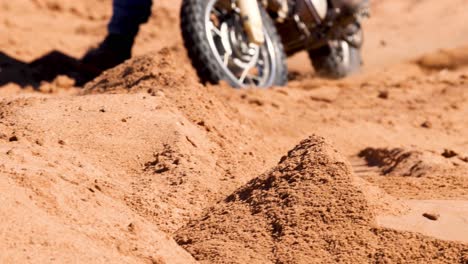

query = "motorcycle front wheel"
[180, 0, 288, 88]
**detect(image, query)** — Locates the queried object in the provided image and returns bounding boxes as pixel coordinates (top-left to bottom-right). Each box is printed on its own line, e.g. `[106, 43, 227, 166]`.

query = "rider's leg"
[108, 0, 153, 37]
[81, 0, 153, 76]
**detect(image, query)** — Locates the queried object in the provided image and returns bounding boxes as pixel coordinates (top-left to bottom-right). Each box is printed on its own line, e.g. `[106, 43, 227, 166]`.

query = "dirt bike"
[180, 0, 369, 88]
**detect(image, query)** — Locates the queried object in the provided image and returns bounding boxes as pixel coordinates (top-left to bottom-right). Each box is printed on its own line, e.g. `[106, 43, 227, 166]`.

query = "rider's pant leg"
[108, 0, 153, 36]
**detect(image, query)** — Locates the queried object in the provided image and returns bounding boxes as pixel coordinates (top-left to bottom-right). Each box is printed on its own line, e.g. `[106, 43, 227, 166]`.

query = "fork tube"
[237, 0, 265, 45]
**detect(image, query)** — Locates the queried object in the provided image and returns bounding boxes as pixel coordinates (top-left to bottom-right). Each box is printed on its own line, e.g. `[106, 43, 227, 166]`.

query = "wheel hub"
[222, 20, 256, 64]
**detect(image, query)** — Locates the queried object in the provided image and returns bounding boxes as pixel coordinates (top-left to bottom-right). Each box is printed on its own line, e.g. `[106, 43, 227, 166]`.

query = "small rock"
[154, 166, 170, 174]
[248, 98, 264, 106]
[127, 222, 136, 233]
[442, 149, 458, 158]
[450, 103, 459, 110]
[378, 90, 389, 99]
[423, 212, 440, 221]
[177, 236, 193, 245]
[99, 107, 106, 113]
[9, 135, 18, 142]
[421, 121, 432, 128]
[58, 139, 66, 145]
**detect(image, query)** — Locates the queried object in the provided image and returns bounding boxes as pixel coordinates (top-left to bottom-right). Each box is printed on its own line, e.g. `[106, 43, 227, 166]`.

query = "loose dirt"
[175, 136, 467, 263]
[1, 0, 468, 263]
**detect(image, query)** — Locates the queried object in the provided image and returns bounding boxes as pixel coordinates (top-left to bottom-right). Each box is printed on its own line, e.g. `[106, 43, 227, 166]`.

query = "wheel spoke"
[219, 23, 232, 55]
[223, 52, 230, 66]
[212, 8, 222, 16]
[248, 74, 261, 84]
[232, 57, 247, 68]
[208, 21, 222, 37]
[238, 47, 260, 84]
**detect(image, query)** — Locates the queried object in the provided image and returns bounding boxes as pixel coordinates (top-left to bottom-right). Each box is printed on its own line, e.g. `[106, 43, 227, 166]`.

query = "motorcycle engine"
[275, 0, 367, 55]
[273, 0, 330, 55]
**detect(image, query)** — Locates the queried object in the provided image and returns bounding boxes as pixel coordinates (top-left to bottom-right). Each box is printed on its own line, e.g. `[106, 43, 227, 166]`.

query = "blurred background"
[1, 0, 468, 82]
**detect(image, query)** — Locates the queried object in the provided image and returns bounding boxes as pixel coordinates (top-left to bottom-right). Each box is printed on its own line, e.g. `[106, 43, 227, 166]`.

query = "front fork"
[237, 0, 265, 45]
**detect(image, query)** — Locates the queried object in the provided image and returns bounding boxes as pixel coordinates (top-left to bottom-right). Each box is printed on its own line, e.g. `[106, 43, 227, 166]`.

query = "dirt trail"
[1, 0, 468, 263]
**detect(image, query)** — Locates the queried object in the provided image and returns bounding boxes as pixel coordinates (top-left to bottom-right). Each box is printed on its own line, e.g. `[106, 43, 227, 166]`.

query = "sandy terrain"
[0, 0, 467, 263]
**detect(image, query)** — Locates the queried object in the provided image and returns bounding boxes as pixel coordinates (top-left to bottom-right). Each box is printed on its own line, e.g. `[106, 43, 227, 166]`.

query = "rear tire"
[308, 40, 361, 79]
[180, 0, 288, 88]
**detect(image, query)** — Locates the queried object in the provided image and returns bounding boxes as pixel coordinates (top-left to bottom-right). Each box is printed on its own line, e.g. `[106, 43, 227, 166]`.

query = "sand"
[175, 136, 467, 263]
[1, 0, 468, 263]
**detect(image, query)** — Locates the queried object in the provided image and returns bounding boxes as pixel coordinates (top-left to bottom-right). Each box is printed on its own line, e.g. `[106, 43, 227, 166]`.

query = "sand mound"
[0, 91, 256, 236]
[175, 136, 467, 263]
[416, 45, 468, 70]
[0, 97, 197, 263]
[358, 147, 451, 177]
[358, 147, 468, 199]
[83, 47, 199, 94]
[0, 46, 277, 259]
[360, 147, 468, 176]
[80, 48, 284, 202]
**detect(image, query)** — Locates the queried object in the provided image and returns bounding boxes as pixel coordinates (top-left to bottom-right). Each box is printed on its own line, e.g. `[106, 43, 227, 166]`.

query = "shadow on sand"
[0, 51, 99, 89]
